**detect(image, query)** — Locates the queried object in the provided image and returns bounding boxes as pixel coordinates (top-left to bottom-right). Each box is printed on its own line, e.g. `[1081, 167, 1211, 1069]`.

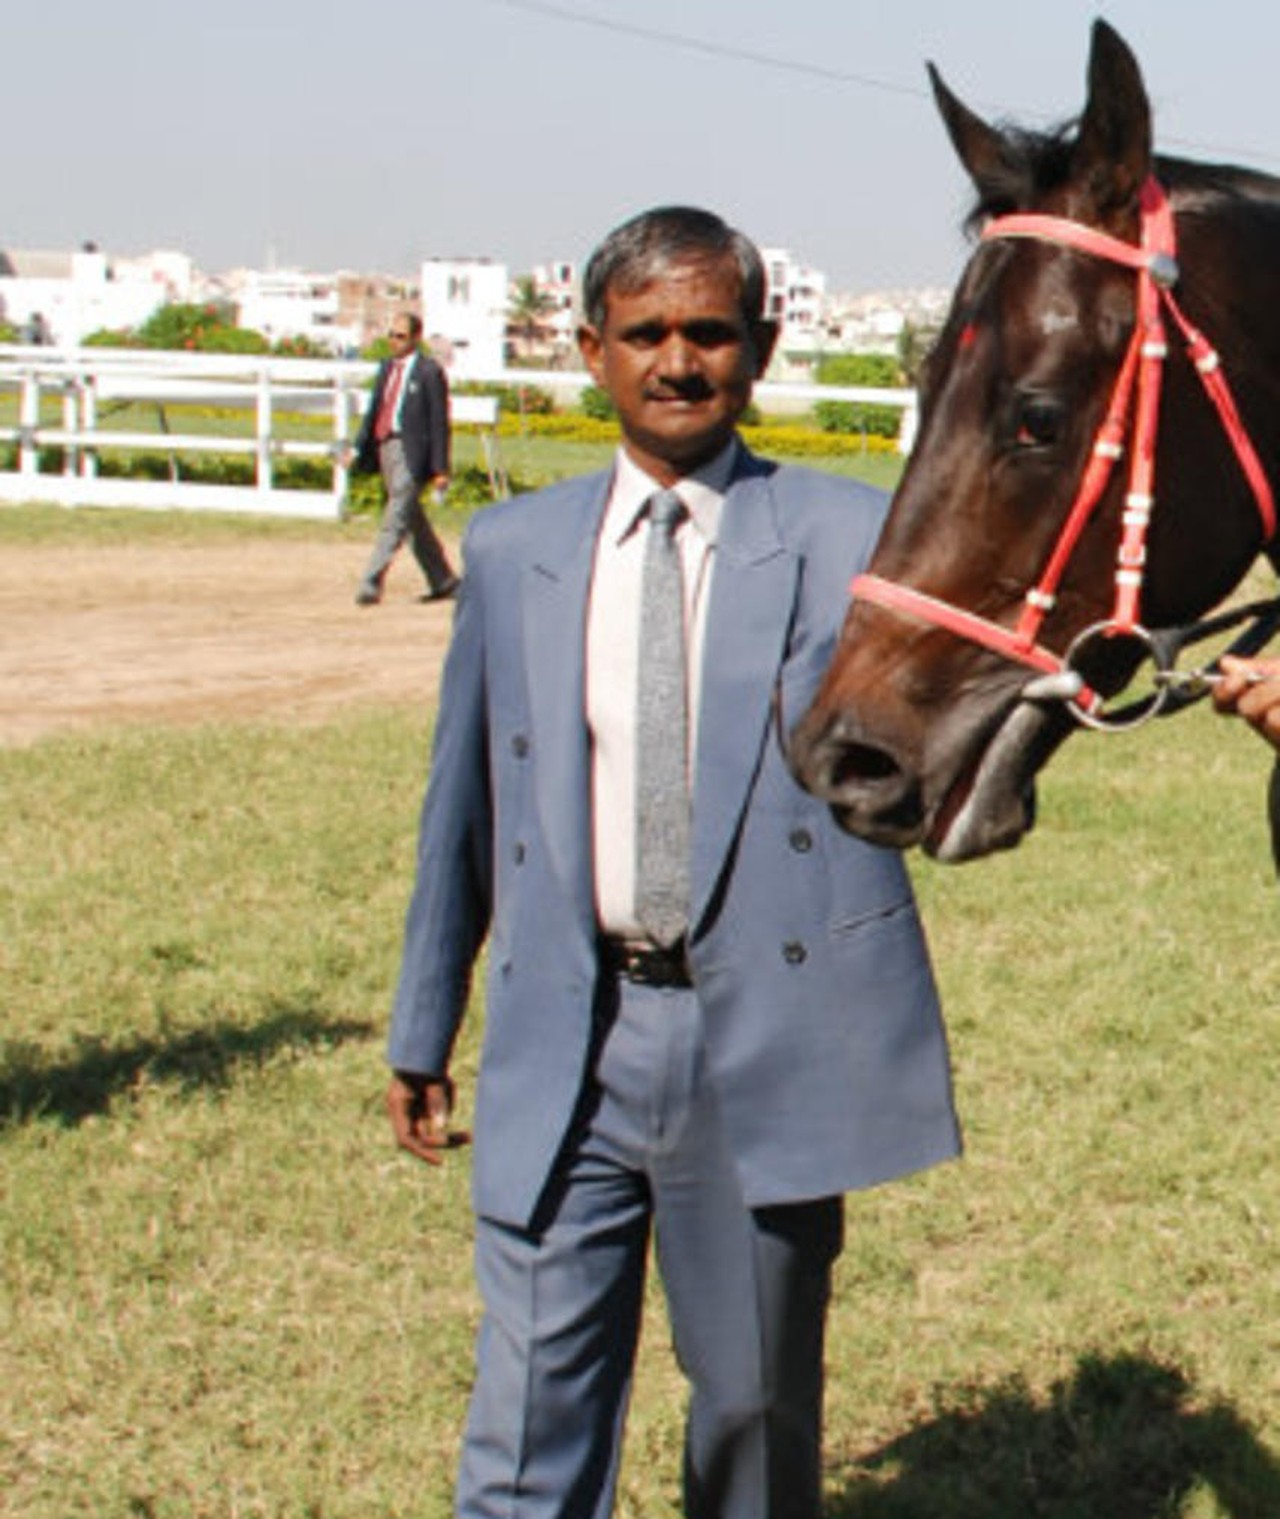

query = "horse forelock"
[961, 127, 1280, 241]
[959, 119, 1080, 233]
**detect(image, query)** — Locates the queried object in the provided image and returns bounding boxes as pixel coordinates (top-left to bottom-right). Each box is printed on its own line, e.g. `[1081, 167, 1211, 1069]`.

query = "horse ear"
[1071, 19, 1152, 219]
[928, 62, 1012, 205]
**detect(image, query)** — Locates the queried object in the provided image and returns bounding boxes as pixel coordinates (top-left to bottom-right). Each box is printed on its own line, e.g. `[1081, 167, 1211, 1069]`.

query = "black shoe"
[355, 587, 381, 606]
[422, 576, 460, 603]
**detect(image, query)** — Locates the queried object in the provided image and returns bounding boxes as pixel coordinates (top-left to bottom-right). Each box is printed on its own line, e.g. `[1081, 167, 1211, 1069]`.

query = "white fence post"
[19, 370, 39, 476]
[61, 377, 79, 477]
[333, 372, 351, 516]
[255, 366, 273, 494]
[80, 374, 98, 479]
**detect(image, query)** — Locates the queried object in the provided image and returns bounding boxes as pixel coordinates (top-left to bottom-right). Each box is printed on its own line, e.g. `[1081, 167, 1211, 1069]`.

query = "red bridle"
[852, 176, 1276, 723]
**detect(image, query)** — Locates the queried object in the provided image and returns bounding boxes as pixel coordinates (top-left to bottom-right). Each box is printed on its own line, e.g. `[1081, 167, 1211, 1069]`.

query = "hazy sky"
[8, 1, 1280, 294]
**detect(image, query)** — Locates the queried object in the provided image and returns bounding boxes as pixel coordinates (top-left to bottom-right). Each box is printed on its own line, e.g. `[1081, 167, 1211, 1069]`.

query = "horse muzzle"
[789, 694, 1060, 862]
[787, 707, 930, 849]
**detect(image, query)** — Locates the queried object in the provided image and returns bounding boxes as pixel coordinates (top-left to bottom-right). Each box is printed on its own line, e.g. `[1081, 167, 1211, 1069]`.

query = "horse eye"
[1014, 395, 1064, 449]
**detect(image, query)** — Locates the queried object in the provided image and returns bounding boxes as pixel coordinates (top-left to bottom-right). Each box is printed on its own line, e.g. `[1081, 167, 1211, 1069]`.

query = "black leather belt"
[600, 935, 692, 988]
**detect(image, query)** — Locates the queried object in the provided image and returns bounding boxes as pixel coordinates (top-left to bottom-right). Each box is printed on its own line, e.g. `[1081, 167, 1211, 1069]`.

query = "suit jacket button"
[789, 828, 813, 853]
[513, 842, 526, 864]
[512, 734, 530, 758]
[782, 940, 807, 965]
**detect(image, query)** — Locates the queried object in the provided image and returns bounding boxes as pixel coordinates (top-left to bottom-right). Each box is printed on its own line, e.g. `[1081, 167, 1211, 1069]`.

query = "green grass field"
[3, 483, 1280, 1517]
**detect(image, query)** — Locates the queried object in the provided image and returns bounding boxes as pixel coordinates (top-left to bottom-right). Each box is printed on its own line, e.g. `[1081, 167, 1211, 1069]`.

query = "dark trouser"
[359, 437, 455, 597]
[455, 973, 844, 1519]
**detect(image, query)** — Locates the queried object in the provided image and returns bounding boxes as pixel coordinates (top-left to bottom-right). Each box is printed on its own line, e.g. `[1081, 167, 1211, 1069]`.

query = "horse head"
[790, 20, 1280, 862]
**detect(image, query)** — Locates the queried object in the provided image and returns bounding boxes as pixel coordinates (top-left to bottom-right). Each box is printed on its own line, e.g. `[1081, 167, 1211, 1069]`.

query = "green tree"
[898, 319, 941, 385]
[81, 327, 137, 348]
[132, 301, 267, 353]
[506, 275, 558, 362]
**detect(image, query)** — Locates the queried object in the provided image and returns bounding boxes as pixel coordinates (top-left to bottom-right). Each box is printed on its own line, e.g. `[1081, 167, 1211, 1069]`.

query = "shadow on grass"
[829, 1352, 1280, 1518]
[0, 1003, 375, 1128]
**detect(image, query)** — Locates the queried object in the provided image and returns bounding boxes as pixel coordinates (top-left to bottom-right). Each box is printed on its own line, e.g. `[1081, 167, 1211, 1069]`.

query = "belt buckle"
[620, 939, 689, 988]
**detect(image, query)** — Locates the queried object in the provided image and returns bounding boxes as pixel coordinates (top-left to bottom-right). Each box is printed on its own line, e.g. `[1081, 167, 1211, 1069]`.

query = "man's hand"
[1213, 656, 1280, 753]
[386, 1071, 471, 1165]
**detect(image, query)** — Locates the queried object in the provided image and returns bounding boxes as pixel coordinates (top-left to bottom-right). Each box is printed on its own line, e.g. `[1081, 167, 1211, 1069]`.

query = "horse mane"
[1156, 155, 1280, 214]
[959, 118, 1280, 234]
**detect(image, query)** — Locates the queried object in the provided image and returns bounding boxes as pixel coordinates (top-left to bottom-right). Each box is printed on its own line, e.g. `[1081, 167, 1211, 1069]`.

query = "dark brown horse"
[790, 20, 1280, 862]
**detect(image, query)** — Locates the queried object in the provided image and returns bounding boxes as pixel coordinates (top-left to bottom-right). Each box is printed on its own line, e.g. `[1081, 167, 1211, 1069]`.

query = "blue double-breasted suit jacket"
[387, 446, 961, 1228]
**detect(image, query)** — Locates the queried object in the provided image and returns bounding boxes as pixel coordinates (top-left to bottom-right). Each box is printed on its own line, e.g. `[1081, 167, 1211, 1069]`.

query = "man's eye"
[684, 323, 736, 347]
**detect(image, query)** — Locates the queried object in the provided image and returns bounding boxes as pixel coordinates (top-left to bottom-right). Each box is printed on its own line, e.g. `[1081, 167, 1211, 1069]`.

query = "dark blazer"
[353, 350, 450, 484]
[386, 446, 961, 1227]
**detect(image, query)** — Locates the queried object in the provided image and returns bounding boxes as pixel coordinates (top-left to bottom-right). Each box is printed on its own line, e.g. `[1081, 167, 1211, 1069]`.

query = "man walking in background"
[349, 312, 459, 606]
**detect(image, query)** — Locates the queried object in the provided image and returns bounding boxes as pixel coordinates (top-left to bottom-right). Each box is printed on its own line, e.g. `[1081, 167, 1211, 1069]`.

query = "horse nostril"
[829, 741, 902, 789]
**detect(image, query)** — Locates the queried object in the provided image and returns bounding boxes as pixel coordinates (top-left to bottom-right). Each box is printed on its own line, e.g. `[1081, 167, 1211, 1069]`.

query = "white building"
[528, 260, 578, 363]
[824, 287, 952, 353]
[420, 258, 508, 377]
[760, 248, 827, 357]
[0, 245, 191, 345]
[230, 267, 358, 354]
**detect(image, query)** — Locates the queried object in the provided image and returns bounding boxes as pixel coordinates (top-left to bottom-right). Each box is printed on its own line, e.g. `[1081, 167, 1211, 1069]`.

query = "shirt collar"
[605, 438, 739, 547]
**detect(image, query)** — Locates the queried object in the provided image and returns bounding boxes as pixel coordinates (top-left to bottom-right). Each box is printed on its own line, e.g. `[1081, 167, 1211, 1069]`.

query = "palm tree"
[506, 276, 558, 365]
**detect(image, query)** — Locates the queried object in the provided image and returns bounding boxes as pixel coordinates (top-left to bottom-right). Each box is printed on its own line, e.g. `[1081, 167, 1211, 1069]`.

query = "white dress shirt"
[586, 440, 738, 938]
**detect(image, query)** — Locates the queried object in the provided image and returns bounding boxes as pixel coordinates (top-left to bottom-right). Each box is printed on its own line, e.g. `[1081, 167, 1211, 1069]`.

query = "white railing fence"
[0, 345, 916, 520]
[0, 345, 372, 519]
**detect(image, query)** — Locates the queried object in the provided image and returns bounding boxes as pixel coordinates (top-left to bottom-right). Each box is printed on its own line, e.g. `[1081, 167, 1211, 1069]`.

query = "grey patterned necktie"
[634, 488, 691, 947]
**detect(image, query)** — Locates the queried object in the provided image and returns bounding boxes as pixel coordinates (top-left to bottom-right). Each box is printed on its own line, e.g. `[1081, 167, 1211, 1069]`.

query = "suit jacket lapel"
[691, 459, 798, 933]
[523, 477, 609, 919]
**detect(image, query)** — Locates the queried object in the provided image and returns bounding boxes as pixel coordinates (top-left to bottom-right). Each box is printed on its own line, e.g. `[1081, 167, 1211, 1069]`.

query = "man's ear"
[577, 323, 605, 383]
[751, 319, 779, 377]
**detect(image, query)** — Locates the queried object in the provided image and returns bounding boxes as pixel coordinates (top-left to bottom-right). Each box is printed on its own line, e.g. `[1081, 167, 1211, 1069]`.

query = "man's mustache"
[646, 377, 715, 401]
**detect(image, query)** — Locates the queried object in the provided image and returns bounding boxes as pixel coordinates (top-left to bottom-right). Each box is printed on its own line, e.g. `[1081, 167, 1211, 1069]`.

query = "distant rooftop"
[0, 249, 76, 279]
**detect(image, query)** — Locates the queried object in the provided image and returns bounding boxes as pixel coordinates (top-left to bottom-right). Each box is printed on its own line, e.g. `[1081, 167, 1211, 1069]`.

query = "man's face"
[387, 322, 416, 355]
[577, 255, 776, 485]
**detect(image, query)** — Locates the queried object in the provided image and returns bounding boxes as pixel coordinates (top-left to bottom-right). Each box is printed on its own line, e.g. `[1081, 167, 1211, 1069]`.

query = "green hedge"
[812, 399, 902, 439]
[487, 411, 900, 459]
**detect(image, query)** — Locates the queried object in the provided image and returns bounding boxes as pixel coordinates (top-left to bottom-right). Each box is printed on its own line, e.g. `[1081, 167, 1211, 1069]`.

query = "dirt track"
[0, 537, 455, 747]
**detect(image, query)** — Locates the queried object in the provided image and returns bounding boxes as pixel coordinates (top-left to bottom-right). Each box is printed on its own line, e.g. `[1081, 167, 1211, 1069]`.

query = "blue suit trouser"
[455, 972, 844, 1519]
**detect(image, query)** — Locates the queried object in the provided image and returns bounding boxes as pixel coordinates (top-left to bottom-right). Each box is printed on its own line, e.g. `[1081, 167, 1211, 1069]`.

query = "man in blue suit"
[385, 207, 961, 1519]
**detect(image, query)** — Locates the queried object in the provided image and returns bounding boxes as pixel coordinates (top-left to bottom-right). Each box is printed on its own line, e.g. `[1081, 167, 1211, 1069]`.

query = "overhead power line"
[485, 0, 924, 100]
[482, 0, 1280, 169]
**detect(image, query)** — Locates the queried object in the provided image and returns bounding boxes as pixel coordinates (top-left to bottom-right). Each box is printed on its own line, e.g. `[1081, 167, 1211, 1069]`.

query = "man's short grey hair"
[581, 207, 767, 330]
